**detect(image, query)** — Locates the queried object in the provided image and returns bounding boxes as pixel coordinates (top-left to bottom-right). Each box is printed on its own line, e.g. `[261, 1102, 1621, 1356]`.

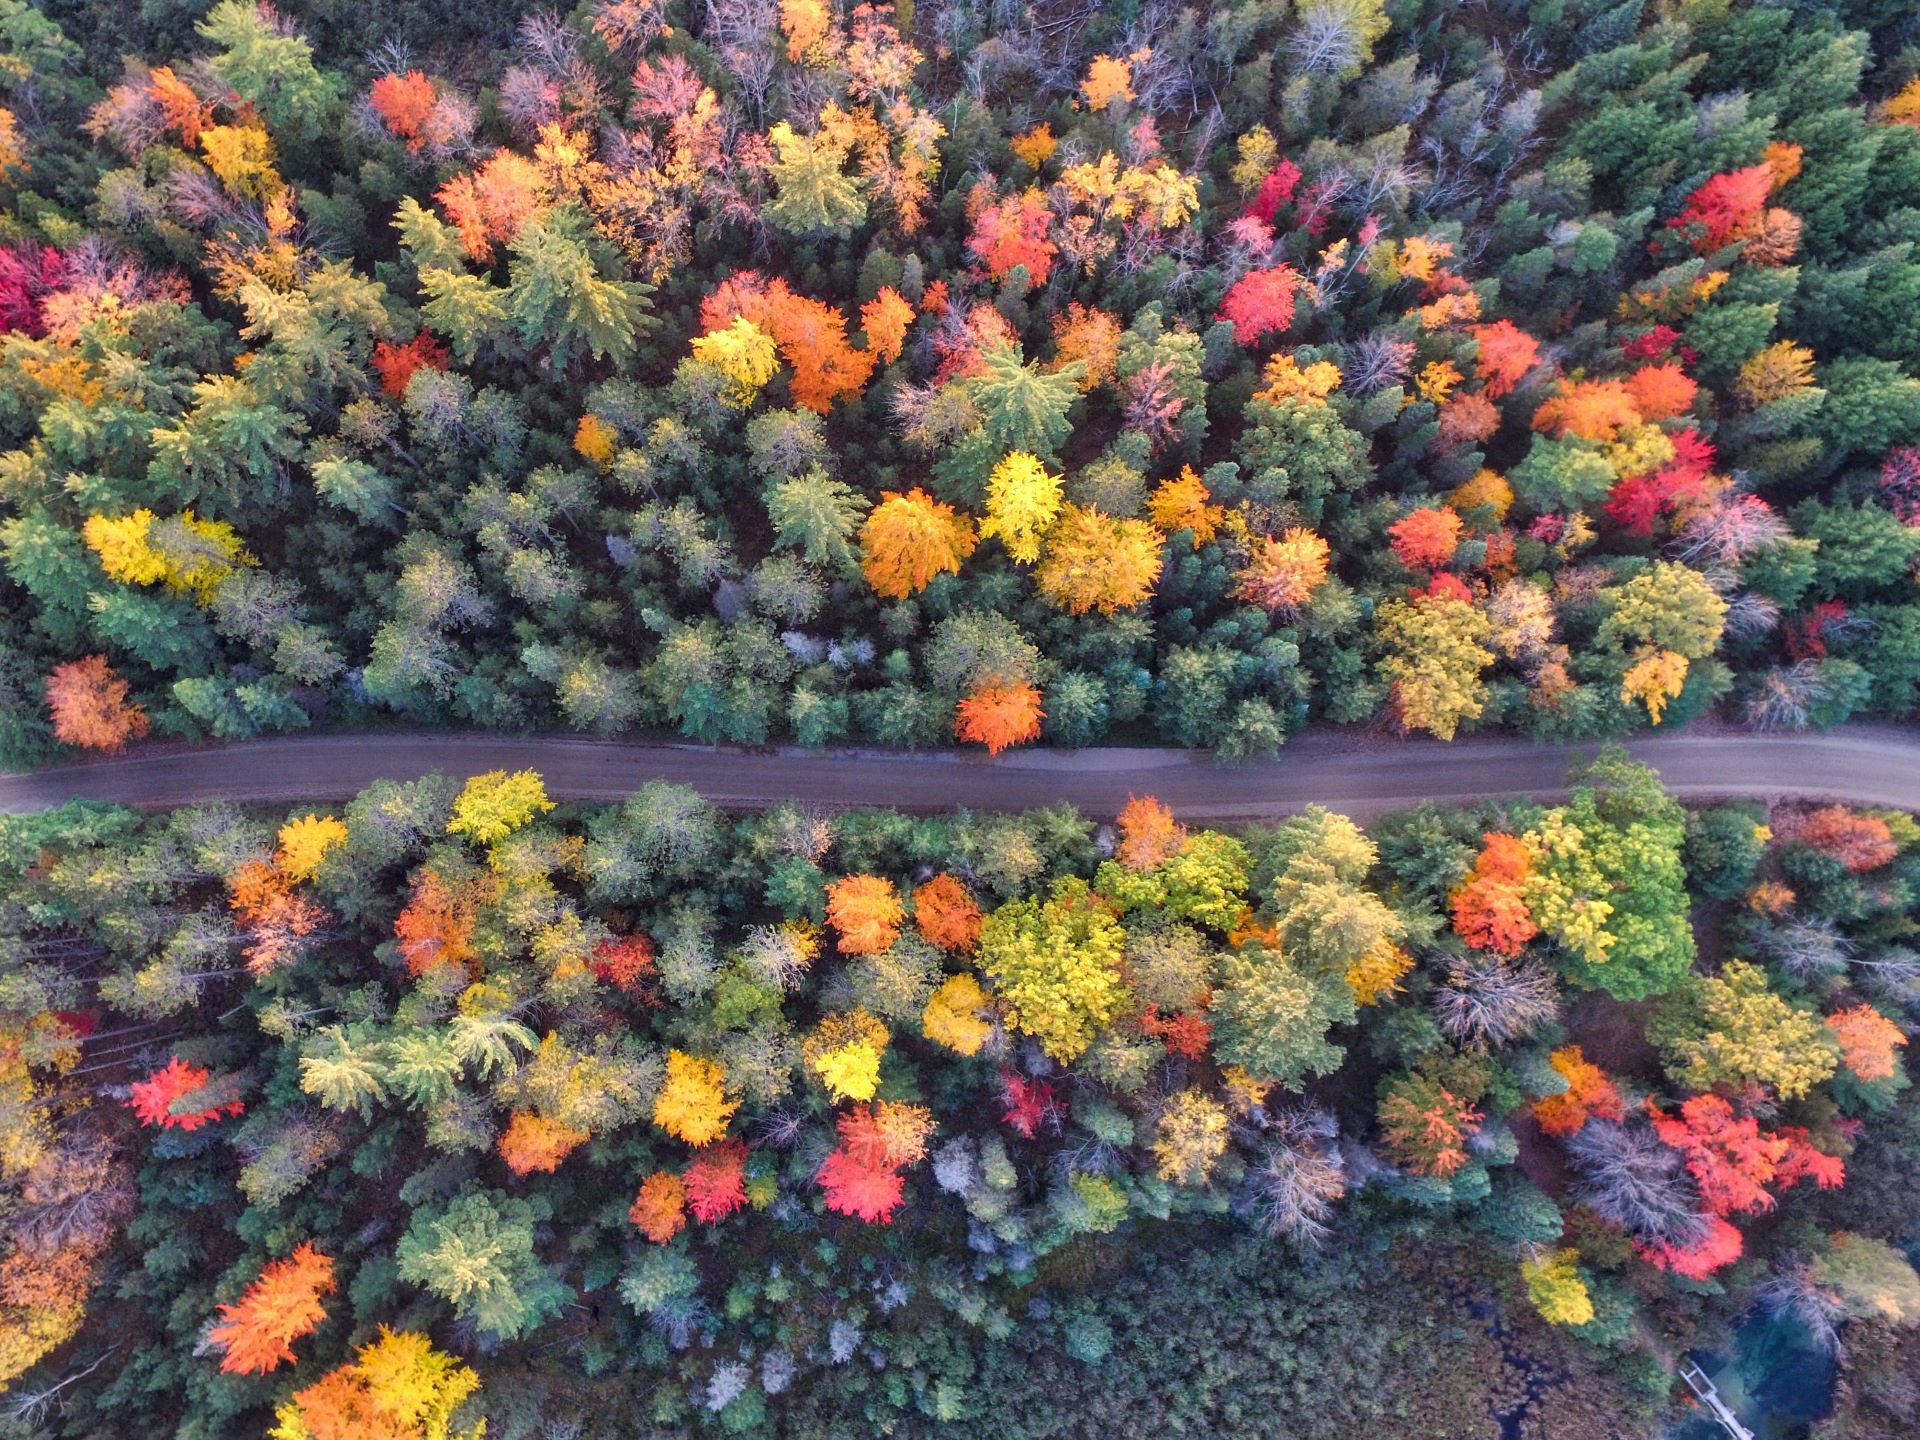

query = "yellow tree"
[271, 1327, 483, 1440]
[653, 1051, 738, 1146]
[1147, 467, 1223, 547]
[1035, 505, 1164, 614]
[276, 815, 348, 883]
[977, 877, 1129, 1062]
[922, 973, 993, 1055]
[689, 317, 779, 407]
[446, 770, 554, 846]
[1152, 1089, 1229, 1185]
[980, 452, 1063, 564]
[803, 1009, 890, 1102]
[1375, 594, 1494, 740]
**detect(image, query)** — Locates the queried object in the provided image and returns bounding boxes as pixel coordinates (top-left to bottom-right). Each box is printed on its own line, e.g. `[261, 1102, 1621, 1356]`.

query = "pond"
[1668, 1308, 1836, 1440]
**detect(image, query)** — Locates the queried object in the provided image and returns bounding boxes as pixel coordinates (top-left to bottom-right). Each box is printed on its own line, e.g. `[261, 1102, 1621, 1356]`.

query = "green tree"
[767, 468, 866, 572]
[977, 876, 1130, 1063]
[505, 208, 656, 372]
[967, 343, 1082, 459]
[764, 122, 868, 237]
[396, 1189, 569, 1341]
[1209, 944, 1355, 1087]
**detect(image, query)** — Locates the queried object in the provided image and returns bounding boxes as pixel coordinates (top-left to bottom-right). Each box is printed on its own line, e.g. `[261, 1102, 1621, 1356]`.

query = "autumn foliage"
[368, 71, 439, 152]
[955, 679, 1045, 754]
[1234, 528, 1330, 614]
[701, 272, 876, 412]
[629, 1171, 687, 1243]
[1531, 1046, 1624, 1138]
[1388, 507, 1463, 571]
[371, 331, 450, 399]
[207, 1242, 335, 1375]
[45, 656, 149, 752]
[498, 1112, 589, 1175]
[683, 1139, 749, 1223]
[1217, 266, 1299, 344]
[859, 488, 977, 598]
[653, 1050, 738, 1146]
[1827, 1005, 1908, 1083]
[1468, 320, 1539, 398]
[1378, 1074, 1483, 1177]
[826, 874, 905, 954]
[1450, 833, 1537, 956]
[1117, 794, 1186, 871]
[1801, 806, 1898, 873]
[393, 869, 481, 977]
[912, 874, 982, 952]
[128, 1057, 243, 1131]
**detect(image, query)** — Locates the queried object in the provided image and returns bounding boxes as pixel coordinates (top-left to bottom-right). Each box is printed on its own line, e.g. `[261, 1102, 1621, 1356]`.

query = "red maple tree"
[818, 1146, 906, 1223]
[128, 1057, 244, 1131]
[1217, 266, 1299, 345]
[1388, 507, 1463, 571]
[683, 1139, 749, 1224]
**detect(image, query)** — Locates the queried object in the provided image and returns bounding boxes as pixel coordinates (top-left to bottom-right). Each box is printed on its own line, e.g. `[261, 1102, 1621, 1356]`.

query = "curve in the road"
[4, 725, 1920, 821]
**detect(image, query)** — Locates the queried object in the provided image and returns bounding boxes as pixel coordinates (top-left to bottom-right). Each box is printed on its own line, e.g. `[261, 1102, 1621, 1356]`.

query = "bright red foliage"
[128, 1057, 243, 1131]
[1623, 325, 1696, 366]
[0, 245, 66, 336]
[1217, 266, 1299, 345]
[371, 331, 449, 399]
[590, 933, 659, 997]
[1670, 164, 1774, 253]
[1388, 506, 1463, 571]
[1638, 1214, 1744, 1280]
[1648, 1094, 1842, 1218]
[1000, 1069, 1064, 1138]
[1245, 159, 1301, 223]
[967, 185, 1056, 286]
[683, 1139, 748, 1223]
[1140, 1004, 1211, 1060]
[817, 1146, 906, 1223]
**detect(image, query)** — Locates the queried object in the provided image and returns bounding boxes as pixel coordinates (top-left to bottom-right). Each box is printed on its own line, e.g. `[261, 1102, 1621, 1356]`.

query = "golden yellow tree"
[859, 488, 978, 599]
[1035, 505, 1164, 614]
[653, 1051, 738, 1146]
[276, 815, 348, 883]
[980, 451, 1063, 564]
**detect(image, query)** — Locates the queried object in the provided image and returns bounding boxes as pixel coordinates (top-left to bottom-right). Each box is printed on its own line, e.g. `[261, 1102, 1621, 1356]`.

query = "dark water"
[1669, 1309, 1837, 1440]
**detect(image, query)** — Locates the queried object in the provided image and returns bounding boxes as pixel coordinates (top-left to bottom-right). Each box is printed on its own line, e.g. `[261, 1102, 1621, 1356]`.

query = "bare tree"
[1236, 1106, 1348, 1246]
[1433, 955, 1559, 1049]
[1567, 1118, 1708, 1247]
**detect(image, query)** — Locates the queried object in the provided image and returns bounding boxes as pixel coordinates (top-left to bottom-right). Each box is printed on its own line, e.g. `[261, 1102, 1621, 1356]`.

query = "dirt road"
[5, 725, 1919, 820]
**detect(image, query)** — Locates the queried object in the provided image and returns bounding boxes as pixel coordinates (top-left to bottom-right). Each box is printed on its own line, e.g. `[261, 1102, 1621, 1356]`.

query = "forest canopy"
[2, 751, 1917, 1436]
[1, 0, 1919, 764]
